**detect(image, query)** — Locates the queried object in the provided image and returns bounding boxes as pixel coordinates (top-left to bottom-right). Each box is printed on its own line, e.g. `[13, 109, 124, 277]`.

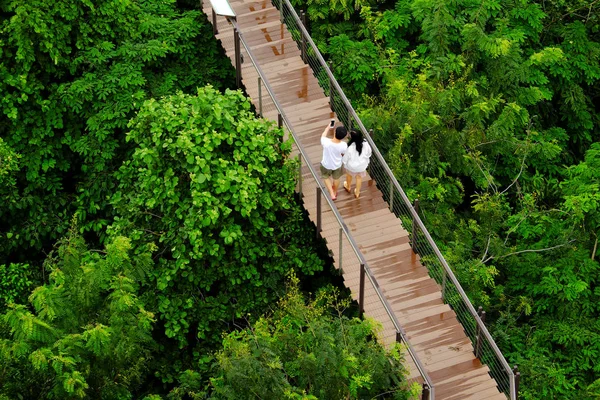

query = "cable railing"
[204, 2, 435, 398]
[276, 0, 519, 398]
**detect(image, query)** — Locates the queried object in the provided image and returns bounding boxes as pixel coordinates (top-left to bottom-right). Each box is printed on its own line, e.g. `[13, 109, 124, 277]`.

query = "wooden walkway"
[204, 1, 505, 399]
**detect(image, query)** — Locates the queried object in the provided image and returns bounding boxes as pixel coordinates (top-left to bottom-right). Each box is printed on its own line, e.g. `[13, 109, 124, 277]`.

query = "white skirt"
[345, 168, 367, 178]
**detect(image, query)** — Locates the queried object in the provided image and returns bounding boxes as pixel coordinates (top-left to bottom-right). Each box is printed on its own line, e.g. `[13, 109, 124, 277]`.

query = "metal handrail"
[280, 0, 516, 398]
[222, 13, 436, 400]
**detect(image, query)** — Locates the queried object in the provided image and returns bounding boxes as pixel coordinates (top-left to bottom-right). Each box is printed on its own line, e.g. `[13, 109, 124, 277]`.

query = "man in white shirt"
[320, 121, 348, 200]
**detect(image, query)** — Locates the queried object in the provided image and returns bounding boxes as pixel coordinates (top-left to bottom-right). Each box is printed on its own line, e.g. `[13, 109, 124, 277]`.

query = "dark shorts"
[320, 164, 344, 180]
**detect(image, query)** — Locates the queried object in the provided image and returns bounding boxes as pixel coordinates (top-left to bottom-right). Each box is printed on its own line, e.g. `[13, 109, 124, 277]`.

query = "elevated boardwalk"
[204, 1, 507, 399]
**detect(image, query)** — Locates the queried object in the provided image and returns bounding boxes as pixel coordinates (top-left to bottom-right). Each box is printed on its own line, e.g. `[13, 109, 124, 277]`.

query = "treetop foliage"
[0, 0, 234, 258]
[208, 276, 416, 400]
[291, 0, 600, 397]
[0, 229, 156, 399]
[1, 1, 334, 396]
[0, 81, 332, 398]
[4, 0, 599, 397]
[110, 87, 323, 347]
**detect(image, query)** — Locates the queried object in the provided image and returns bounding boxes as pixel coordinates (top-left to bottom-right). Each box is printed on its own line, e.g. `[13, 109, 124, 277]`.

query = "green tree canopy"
[0, 0, 234, 261]
[292, 0, 600, 396]
[208, 276, 416, 400]
[0, 230, 156, 399]
[110, 86, 324, 349]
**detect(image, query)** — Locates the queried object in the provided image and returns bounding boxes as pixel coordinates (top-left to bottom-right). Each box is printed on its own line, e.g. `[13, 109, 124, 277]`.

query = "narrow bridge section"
[203, 1, 511, 399]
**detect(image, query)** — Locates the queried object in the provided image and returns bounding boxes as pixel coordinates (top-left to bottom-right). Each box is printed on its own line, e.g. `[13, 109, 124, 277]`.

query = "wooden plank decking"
[204, 2, 505, 398]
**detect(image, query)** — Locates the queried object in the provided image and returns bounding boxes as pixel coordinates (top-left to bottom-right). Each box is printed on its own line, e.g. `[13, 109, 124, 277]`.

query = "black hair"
[347, 130, 364, 155]
[334, 125, 348, 140]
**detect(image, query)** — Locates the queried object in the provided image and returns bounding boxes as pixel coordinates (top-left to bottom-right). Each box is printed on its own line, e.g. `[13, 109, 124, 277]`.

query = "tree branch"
[586, 2, 596, 22]
[544, 0, 600, 30]
[480, 235, 492, 263]
[504, 212, 528, 246]
[474, 139, 503, 148]
[471, 155, 498, 193]
[500, 152, 526, 195]
[372, 389, 401, 399]
[142, 210, 163, 219]
[482, 240, 576, 264]
[501, 125, 531, 195]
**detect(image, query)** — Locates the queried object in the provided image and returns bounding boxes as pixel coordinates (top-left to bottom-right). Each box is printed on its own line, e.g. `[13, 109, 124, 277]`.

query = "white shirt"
[321, 137, 348, 170]
[342, 141, 372, 173]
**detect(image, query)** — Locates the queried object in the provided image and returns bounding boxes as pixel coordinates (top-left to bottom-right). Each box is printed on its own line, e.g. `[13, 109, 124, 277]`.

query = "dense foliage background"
[291, 0, 600, 397]
[207, 275, 416, 400]
[4, 0, 600, 397]
[1, 0, 411, 398]
[0, 0, 233, 262]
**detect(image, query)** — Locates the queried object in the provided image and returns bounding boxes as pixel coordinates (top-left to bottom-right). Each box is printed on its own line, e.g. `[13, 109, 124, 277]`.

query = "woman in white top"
[342, 130, 372, 199]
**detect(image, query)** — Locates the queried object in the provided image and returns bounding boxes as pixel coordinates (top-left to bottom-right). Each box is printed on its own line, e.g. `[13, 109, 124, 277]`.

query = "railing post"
[316, 188, 322, 239]
[279, 0, 283, 23]
[359, 263, 365, 319]
[278, 113, 283, 129]
[258, 77, 262, 117]
[411, 199, 419, 250]
[338, 228, 343, 273]
[234, 28, 241, 88]
[300, 7, 307, 31]
[421, 383, 430, 400]
[395, 330, 402, 343]
[389, 179, 394, 212]
[475, 306, 485, 358]
[212, 8, 218, 35]
[298, 154, 302, 197]
[368, 129, 374, 187]
[300, 10, 307, 63]
[513, 365, 520, 400]
[328, 60, 334, 111]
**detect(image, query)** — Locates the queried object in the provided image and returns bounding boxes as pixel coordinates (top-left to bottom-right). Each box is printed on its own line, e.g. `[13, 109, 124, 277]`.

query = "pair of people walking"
[320, 120, 372, 200]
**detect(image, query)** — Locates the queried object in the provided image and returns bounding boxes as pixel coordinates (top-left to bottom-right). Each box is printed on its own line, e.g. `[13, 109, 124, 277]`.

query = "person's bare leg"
[332, 178, 340, 198]
[324, 177, 336, 198]
[355, 175, 363, 198]
[344, 173, 352, 193]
